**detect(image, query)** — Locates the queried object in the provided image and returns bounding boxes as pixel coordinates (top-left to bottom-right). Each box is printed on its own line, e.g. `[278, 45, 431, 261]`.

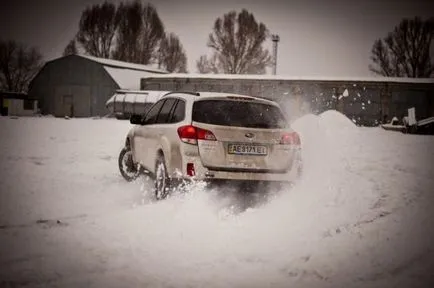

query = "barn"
[140, 74, 434, 126]
[28, 54, 168, 117]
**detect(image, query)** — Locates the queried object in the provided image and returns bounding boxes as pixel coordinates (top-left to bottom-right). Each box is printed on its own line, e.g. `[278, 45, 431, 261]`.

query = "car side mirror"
[130, 114, 143, 125]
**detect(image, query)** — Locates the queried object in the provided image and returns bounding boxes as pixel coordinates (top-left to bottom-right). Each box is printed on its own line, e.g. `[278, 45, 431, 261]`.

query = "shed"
[28, 54, 168, 117]
[0, 92, 38, 117]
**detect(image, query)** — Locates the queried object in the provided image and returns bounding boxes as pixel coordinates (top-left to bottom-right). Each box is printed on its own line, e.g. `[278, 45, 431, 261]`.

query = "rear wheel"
[118, 147, 140, 181]
[154, 155, 171, 200]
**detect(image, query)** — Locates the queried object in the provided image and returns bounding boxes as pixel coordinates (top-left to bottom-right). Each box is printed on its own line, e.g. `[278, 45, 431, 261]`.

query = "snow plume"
[86, 109, 381, 286]
[291, 111, 375, 227]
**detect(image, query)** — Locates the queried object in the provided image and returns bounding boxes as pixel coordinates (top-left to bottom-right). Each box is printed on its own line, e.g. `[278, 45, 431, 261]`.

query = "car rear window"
[192, 99, 288, 128]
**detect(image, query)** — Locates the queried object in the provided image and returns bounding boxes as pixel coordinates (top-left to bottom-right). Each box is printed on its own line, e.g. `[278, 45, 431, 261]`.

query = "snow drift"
[0, 113, 433, 288]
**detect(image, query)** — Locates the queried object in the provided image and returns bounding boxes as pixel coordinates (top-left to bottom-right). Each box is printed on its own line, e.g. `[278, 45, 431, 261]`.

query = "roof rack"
[162, 91, 200, 97]
[115, 89, 150, 94]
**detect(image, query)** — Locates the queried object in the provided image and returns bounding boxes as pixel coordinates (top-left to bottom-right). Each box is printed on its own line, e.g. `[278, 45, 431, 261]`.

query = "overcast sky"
[1, 0, 433, 77]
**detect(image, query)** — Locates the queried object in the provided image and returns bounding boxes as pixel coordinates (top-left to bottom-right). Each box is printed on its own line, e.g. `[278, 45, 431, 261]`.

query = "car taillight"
[177, 125, 216, 145]
[280, 132, 301, 146]
[196, 127, 216, 141]
[186, 163, 195, 176]
[177, 125, 198, 144]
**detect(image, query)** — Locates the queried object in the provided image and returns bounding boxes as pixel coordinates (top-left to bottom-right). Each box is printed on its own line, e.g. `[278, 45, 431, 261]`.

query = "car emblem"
[245, 132, 255, 138]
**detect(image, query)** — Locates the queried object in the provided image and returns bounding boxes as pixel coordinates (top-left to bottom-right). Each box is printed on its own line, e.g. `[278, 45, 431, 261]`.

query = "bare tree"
[196, 55, 210, 73]
[196, 54, 218, 73]
[76, 1, 120, 58]
[112, 1, 165, 65]
[369, 17, 434, 78]
[199, 9, 273, 74]
[112, 1, 142, 62]
[158, 33, 187, 72]
[140, 3, 165, 64]
[63, 39, 78, 56]
[0, 40, 43, 92]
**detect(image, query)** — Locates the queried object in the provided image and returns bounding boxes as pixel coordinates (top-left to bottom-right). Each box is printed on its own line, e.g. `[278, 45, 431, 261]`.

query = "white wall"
[5, 99, 38, 116]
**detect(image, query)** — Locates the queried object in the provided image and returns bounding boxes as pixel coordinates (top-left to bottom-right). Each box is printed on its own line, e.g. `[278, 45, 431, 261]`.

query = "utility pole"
[271, 34, 280, 75]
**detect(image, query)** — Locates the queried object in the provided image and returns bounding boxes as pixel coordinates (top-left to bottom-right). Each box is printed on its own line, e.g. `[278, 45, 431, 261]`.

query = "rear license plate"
[228, 143, 268, 155]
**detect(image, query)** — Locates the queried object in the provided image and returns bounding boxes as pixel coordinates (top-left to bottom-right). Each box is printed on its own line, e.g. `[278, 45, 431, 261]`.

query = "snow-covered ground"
[0, 112, 433, 287]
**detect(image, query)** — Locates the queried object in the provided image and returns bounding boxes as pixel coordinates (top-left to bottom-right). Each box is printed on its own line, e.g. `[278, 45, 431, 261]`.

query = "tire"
[118, 147, 140, 181]
[154, 154, 171, 200]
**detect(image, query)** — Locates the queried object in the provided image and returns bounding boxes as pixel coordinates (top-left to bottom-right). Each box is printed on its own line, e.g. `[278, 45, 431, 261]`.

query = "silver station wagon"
[119, 91, 303, 200]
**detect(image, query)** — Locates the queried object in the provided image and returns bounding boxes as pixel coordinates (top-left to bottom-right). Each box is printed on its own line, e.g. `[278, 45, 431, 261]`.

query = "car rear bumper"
[199, 168, 300, 182]
[177, 151, 303, 183]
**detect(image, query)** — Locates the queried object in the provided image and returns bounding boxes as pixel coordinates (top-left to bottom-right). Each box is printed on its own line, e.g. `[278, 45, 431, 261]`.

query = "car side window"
[169, 100, 186, 123]
[144, 99, 165, 124]
[156, 98, 177, 124]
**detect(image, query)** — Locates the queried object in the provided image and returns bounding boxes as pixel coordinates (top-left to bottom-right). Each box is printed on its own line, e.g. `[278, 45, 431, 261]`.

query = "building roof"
[77, 54, 168, 90]
[104, 66, 163, 90]
[141, 73, 434, 84]
[30, 54, 169, 91]
[78, 54, 167, 74]
[0, 91, 37, 100]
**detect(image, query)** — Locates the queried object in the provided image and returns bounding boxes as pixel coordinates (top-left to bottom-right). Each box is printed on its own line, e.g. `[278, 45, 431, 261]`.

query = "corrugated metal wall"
[141, 77, 434, 126]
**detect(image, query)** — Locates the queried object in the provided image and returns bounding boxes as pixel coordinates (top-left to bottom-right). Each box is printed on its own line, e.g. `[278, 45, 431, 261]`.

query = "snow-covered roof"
[141, 73, 434, 84]
[41, 54, 169, 90]
[0, 91, 37, 100]
[52, 54, 168, 90]
[106, 90, 168, 107]
[79, 54, 167, 74]
[104, 67, 161, 90]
